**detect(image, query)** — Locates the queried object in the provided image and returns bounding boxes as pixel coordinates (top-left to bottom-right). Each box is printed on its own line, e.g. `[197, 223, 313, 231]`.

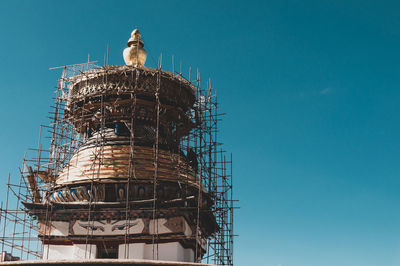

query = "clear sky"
[1, 0, 400, 265]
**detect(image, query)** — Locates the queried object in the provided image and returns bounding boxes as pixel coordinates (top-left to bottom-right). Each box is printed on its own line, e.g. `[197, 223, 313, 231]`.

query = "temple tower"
[0, 29, 233, 266]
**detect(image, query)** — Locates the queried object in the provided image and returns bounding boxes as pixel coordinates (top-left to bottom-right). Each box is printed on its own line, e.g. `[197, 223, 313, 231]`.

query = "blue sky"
[1, 0, 400, 265]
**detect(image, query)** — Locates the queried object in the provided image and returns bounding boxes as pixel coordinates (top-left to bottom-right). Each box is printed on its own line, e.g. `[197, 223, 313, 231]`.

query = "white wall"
[73, 244, 97, 259]
[184, 248, 195, 262]
[44, 242, 193, 261]
[119, 242, 194, 262]
[43, 245, 74, 260]
[118, 243, 145, 259]
[156, 242, 184, 261]
[42, 244, 97, 260]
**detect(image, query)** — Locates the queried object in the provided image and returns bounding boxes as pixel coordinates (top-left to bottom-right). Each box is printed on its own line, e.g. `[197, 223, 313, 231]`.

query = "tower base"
[0, 258, 214, 266]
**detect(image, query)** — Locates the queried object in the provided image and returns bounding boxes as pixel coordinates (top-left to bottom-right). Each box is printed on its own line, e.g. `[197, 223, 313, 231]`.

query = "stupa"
[0, 29, 234, 266]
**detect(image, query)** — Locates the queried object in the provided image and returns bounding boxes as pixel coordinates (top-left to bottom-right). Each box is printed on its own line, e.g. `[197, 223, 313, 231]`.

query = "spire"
[123, 29, 147, 66]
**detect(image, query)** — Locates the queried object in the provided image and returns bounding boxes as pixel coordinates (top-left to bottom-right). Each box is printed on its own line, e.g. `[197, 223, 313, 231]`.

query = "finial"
[123, 29, 147, 66]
